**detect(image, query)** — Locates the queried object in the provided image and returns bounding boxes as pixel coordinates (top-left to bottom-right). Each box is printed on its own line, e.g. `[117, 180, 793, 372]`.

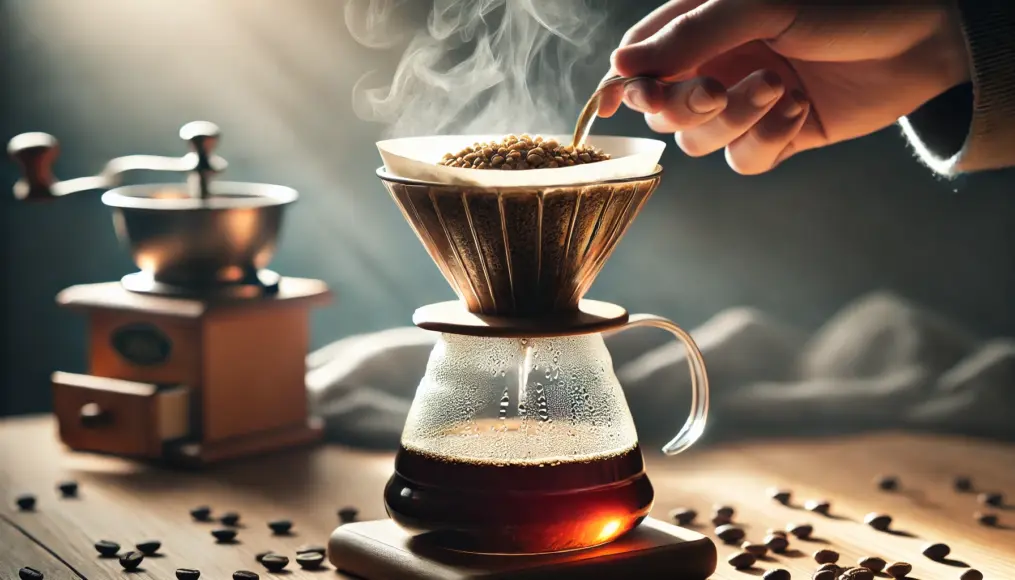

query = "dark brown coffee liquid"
[384, 443, 654, 554]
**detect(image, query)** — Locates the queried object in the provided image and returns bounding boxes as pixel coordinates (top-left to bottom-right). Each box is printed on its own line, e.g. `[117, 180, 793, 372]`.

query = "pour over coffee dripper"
[371, 135, 710, 556]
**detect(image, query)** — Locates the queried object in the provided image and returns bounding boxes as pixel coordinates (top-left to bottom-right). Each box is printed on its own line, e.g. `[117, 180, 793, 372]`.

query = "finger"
[597, 82, 626, 118]
[619, 0, 711, 47]
[612, 0, 795, 80]
[725, 90, 810, 175]
[675, 70, 784, 157]
[642, 77, 728, 133]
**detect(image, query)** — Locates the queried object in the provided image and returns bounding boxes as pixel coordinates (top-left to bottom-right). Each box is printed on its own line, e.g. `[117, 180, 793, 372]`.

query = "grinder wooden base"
[328, 517, 717, 579]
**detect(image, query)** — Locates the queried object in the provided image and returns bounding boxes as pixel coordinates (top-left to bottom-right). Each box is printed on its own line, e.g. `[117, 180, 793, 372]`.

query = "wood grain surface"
[2, 415, 1013, 579]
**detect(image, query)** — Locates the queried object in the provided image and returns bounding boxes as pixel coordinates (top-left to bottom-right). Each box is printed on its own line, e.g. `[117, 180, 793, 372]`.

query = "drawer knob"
[79, 402, 111, 428]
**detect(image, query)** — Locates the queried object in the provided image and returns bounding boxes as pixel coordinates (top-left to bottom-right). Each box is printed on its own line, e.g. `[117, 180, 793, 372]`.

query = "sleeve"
[898, 0, 1015, 176]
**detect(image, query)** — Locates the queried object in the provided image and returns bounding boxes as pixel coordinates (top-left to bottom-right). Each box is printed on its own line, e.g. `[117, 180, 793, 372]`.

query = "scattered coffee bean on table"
[764, 533, 789, 553]
[814, 549, 840, 564]
[741, 541, 768, 557]
[978, 492, 1003, 507]
[767, 528, 788, 537]
[885, 562, 912, 578]
[119, 551, 144, 571]
[763, 569, 790, 580]
[211, 528, 238, 543]
[135, 540, 161, 555]
[715, 524, 746, 544]
[338, 506, 359, 523]
[94, 540, 120, 557]
[190, 506, 212, 521]
[960, 569, 984, 580]
[220, 512, 241, 526]
[15, 494, 36, 511]
[711, 513, 732, 526]
[268, 519, 293, 535]
[57, 480, 79, 497]
[839, 567, 874, 580]
[975, 511, 998, 526]
[769, 488, 792, 505]
[669, 507, 697, 526]
[260, 554, 289, 572]
[816, 564, 840, 573]
[921, 542, 950, 560]
[727, 551, 756, 570]
[254, 551, 272, 563]
[812, 570, 836, 580]
[18, 567, 43, 580]
[805, 499, 831, 514]
[863, 512, 892, 531]
[175, 569, 201, 580]
[296, 551, 326, 570]
[875, 475, 899, 491]
[296, 544, 327, 555]
[954, 476, 973, 492]
[713, 505, 735, 519]
[857, 556, 886, 573]
[787, 523, 814, 539]
[232, 571, 259, 580]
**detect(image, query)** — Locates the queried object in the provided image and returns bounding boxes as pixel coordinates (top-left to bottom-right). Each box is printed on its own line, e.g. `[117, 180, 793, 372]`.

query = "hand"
[599, 0, 971, 174]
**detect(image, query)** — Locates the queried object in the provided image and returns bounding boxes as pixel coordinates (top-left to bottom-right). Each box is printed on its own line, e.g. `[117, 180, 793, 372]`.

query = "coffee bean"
[94, 540, 120, 557]
[921, 542, 950, 560]
[711, 513, 732, 526]
[805, 499, 831, 515]
[232, 571, 259, 580]
[767, 528, 788, 537]
[296, 544, 327, 555]
[175, 569, 201, 580]
[814, 549, 840, 564]
[18, 567, 43, 580]
[211, 528, 237, 543]
[764, 533, 789, 553]
[268, 519, 293, 535]
[961, 570, 984, 580]
[254, 551, 272, 563]
[669, 507, 697, 526]
[885, 562, 912, 578]
[715, 524, 746, 544]
[863, 512, 892, 531]
[296, 551, 325, 570]
[839, 567, 874, 580]
[15, 494, 36, 511]
[119, 551, 144, 571]
[135, 540, 161, 555]
[979, 492, 1004, 507]
[975, 512, 998, 526]
[813, 571, 836, 580]
[769, 488, 792, 505]
[727, 551, 756, 570]
[741, 541, 768, 558]
[857, 556, 886, 573]
[816, 564, 840, 573]
[57, 481, 79, 497]
[220, 512, 241, 526]
[954, 476, 973, 492]
[190, 506, 212, 521]
[763, 569, 790, 580]
[875, 475, 899, 491]
[260, 554, 289, 572]
[713, 505, 735, 519]
[338, 506, 359, 523]
[787, 523, 814, 539]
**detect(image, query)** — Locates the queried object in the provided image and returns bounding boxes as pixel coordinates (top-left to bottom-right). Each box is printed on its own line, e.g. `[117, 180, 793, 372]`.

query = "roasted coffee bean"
[296, 544, 326, 555]
[764, 533, 789, 553]
[979, 492, 1004, 507]
[175, 569, 201, 580]
[260, 554, 289, 572]
[885, 562, 912, 578]
[18, 567, 43, 580]
[816, 564, 840, 573]
[763, 569, 790, 580]
[857, 556, 886, 573]
[863, 512, 892, 531]
[220, 512, 241, 526]
[232, 571, 259, 580]
[921, 542, 950, 560]
[711, 513, 732, 526]
[268, 519, 293, 534]
[767, 528, 788, 537]
[190, 506, 212, 521]
[296, 552, 325, 570]
[769, 488, 792, 504]
[669, 507, 697, 526]
[254, 551, 272, 563]
[839, 567, 874, 580]
[715, 524, 746, 544]
[135, 540, 161, 555]
[876, 475, 899, 491]
[338, 506, 359, 523]
[94, 540, 120, 557]
[727, 551, 756, 570]
[954, 476, 973, 492]
[814, 549, 840, 564]
[961, 570, 984, 580]
[438, 136, 610, 170]
[812, 570, 836, 580]
[975, 512, 998, 526]
[713, 505, 735, 519]
[57, 480, 79, 497]
[805, 499, 831, 515]
[211, 528, 237, 543]
[787, 523, 814, 539]
[119, 551, 144, 571]
[741, 541, 768, 558]
[15, 494, 36, 511]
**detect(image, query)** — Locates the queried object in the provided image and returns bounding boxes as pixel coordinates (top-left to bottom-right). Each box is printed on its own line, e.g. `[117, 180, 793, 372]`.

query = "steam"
[345, 0, 608, 137]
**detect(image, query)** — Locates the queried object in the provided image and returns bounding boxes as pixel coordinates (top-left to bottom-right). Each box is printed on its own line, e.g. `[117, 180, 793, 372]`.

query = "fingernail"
[688, 85, 719, 114]
[750, 73, 783, 107]
[782, 90, 808, 119]
[625, 85, 649, 111]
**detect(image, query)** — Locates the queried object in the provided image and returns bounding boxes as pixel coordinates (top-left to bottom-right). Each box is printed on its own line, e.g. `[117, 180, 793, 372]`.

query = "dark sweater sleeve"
[899, 0, 1015, 175]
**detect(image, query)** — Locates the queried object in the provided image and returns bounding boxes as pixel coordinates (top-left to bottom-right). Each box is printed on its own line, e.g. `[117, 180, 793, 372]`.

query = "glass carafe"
[384, 315, 708, 554]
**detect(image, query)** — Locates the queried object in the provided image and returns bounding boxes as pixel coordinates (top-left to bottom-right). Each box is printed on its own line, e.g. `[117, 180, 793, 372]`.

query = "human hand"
[599, 0, 971, 174]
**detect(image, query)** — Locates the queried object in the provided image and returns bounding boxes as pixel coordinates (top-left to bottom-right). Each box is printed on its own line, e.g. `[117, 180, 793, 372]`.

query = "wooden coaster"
[328, 517, 716, 579]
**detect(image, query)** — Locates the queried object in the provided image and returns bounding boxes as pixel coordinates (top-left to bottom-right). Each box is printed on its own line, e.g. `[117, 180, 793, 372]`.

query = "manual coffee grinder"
[328, 141, 717, 579]
[7, 122, 329, 464]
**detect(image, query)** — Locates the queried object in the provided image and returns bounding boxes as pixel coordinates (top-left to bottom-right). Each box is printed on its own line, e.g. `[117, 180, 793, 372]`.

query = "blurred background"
[2, 0, 1014, 446]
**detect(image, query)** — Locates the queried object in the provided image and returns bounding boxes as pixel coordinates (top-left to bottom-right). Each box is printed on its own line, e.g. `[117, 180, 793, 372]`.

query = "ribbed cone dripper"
[380, 170, 661, 317]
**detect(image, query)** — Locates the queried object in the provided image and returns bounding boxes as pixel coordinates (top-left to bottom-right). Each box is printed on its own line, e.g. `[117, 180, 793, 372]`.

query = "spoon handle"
[571, 76, 655, 149]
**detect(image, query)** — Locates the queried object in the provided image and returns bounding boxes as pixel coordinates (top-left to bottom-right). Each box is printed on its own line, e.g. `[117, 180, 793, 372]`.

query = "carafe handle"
[616, 314, 709, 456]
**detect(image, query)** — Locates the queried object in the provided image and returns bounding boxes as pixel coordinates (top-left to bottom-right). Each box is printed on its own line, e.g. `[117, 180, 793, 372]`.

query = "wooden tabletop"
[1, 415, 1013, 579]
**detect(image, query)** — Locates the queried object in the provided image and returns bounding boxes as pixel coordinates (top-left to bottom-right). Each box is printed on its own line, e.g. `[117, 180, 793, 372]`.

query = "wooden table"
[2, 415, 1013, 579]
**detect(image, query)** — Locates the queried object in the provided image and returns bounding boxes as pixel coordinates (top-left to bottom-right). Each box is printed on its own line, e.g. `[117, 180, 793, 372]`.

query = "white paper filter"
[377, 135, 665, 187]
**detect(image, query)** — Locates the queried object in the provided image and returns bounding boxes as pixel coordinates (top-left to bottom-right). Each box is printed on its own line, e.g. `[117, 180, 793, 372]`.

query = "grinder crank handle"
[614, 314, 709, 456]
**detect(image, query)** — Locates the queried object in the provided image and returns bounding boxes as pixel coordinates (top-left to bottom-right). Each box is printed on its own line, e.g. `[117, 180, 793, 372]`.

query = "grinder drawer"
[52, 371, 190, 458]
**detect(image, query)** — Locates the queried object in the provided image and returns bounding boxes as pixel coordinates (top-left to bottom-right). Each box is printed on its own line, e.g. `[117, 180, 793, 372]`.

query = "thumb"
[611, 0, 795, 80]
